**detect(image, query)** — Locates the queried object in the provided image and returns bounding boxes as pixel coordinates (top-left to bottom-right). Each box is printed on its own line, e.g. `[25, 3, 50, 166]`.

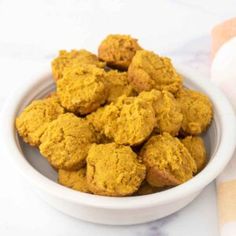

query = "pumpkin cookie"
[98, 34, 141, 70]
[182, 136, 207, 172]
[87, 143, 146, 196]
[57, 64, 108, 115]
[16, 95, 64, 146]
[176, 88, 213, 135]
[128, 50, 182, 94]
[87, 95, 156, 146]
[139, 89, 183, 136]
[104, 70, 135, 103]
[40, 113, 97, 170]
[140, 133, 197, 187]
[52, 49, 105, 80]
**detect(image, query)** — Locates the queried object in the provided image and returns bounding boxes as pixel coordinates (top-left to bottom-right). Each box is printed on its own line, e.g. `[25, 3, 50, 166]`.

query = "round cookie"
[98, 34, 142, 70]
[104, 70, 135, 103]
[87, 143, 146, 196]
[182, 136, 207, 172]
[106, 96, 156, 145]
[87, 95, 156, 146]
[52, 49, 105, 81]
[128, 50, 182, 94]
[58, 168, 90, 193]
[39, 113, 97, 170]
[16, 95, 65, 146]
[57, 64, 108, 115]
[140, 133, 197, 188]
[176, 89, 213, 135]
[139, 89, 183, 136]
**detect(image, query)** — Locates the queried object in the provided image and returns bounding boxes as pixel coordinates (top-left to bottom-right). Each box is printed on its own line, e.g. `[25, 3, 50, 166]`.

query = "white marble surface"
[0, 0, 235, 235]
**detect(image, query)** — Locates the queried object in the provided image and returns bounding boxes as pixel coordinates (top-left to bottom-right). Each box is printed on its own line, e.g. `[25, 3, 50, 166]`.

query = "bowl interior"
[16, 73, 221, 187]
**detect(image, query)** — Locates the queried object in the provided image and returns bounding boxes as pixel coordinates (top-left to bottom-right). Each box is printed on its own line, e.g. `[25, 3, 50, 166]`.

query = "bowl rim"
[1, 64, 236, 209]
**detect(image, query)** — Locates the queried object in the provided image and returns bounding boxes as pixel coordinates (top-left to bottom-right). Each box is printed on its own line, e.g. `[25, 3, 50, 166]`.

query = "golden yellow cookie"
[104, 70, 134, 103]
[182, 136, 207, 172]
[128, 50, 182, 94]
[39, 113, 97, 170]
[58, 168, 90, 193]
[87, 95, 156, 146]
[57, 64, 108, 115]
[52, 49, 105, 80]
[87, 143, 146, 196]
[98, 34, 142, 70]
[176, 89, 213, 135]
[139, 89, 183, 136]
[16, 95, 64, 146]
[140, 133, 197, 188]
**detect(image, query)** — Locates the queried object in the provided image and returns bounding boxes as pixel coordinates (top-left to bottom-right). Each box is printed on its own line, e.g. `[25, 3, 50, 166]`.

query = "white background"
[0, 0, 235, 235]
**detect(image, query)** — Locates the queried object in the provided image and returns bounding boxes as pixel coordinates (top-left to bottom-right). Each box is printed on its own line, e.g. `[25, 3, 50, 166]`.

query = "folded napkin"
[211, 18, 236, 236]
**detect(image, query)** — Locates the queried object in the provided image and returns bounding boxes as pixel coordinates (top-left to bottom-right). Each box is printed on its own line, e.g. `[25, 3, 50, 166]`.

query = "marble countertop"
[0, 0, 235, 235]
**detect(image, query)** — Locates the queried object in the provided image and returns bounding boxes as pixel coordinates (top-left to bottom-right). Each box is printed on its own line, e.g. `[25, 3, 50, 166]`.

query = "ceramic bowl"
[1, 64, 236, 225]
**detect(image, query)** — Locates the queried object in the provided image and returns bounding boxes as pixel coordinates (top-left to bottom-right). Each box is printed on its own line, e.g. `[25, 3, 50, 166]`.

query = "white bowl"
[1, 65, 236, 225]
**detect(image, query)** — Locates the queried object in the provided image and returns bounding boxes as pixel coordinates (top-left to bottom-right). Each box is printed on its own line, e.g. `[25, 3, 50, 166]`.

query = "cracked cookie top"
[39, 113, 97, 170]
